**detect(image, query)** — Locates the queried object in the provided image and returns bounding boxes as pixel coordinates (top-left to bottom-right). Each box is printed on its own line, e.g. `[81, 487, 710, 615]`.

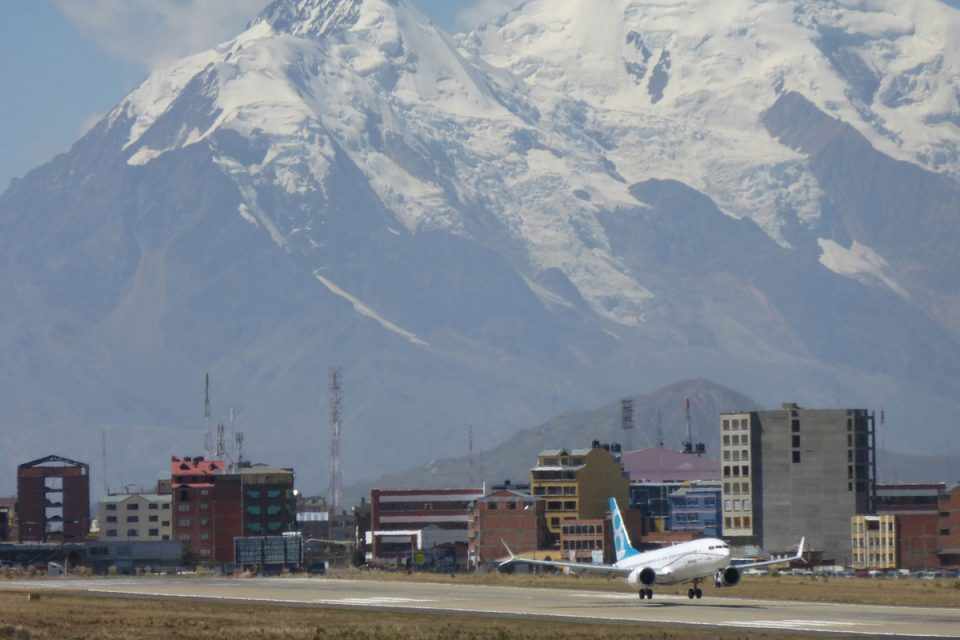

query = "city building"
[851, 515, 897, 570]
[559, 518, 608, 563]
[622, 448, 720, 483]
[369, 487, 484, 565]
[668, 481, 722, 538]
[97, 493, 172, 541]
[629, 482, 678, 532]
[876, 483, 946, 571]
[17, 455, 90, 543]
[720, 404, 876, 564]
[85, 540, 182, 574]
[171, 457, 296, 564]
[0, 498, 16, 542]
[171, 456, 224, 561]
[938, 485, 960, 569]
[468, 487, 544, 567]
[530, 442, 630, 540]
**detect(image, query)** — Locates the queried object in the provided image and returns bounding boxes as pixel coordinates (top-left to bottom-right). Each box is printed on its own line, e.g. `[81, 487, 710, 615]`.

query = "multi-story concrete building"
[938, 485, 960, 569]
[98, 493, 172, 541]
[852, 515, 897, 570]
[669, 481, 722, 538]
[530, 442, 629, 540]
[720, 404, 876, 564]
[17, 455, 90, 543]
[876, 483, 946, 571]
[171, 457, 295, 564]
[370, 487, 484, 564]
[468, 487, 544, 566]
[559, 518, 608, 563]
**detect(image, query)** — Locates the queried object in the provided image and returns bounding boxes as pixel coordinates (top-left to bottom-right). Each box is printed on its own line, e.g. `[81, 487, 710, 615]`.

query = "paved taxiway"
[4, 577, 959, 637]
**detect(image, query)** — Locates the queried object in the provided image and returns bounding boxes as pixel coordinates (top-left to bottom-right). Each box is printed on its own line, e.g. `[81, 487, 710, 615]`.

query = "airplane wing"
[733, 537, 805, 570]
[498, 540, 632, 575]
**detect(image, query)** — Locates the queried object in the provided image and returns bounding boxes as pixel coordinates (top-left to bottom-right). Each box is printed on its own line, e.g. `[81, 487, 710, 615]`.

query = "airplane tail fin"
[608, 497, 638, 562]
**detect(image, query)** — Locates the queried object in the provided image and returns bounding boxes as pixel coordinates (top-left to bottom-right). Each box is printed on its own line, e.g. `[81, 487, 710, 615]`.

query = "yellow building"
[851, 514, 897, 570]
[530, 443, 630, 537]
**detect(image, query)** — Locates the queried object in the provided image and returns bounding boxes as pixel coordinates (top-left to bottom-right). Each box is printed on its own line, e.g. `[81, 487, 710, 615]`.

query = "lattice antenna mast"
[203, 372, 213, 457]
[683, 398, 693, 454]
[216, 424, 226, 459]
[101, 429, 109, 496]
[235, 432, 245, 466]
[621, 398, 634, 451]
[328, 367, 344, 514]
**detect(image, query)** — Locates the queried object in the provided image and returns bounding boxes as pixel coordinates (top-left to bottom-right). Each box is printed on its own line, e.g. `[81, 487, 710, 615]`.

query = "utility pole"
[101, 429, 108, 496]
[328, 367, 344, 515]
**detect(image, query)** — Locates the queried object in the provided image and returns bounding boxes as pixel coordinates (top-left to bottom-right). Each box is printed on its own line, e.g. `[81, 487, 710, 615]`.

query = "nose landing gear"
[638, 588, 654, 600]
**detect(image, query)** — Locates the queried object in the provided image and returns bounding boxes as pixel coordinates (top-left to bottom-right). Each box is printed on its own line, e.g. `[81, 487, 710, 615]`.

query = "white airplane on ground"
[500, 497, 804, 600]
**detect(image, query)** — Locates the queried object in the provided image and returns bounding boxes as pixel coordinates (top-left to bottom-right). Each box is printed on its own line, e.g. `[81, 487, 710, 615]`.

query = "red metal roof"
[170, 456, 225, 477]
[621, 448, 720, 483]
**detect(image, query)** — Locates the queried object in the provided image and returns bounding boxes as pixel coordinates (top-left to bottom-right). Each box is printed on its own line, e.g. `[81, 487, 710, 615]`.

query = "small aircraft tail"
[608, 497, 639, 562]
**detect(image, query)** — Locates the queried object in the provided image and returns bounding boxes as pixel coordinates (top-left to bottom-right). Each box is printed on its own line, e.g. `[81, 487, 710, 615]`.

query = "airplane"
[500, 497, 804, 600]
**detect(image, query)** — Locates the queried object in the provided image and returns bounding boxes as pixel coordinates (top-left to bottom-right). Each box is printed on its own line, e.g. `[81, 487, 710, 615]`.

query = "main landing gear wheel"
[695, 588, 703, 599]
[638, 588, 653, 600]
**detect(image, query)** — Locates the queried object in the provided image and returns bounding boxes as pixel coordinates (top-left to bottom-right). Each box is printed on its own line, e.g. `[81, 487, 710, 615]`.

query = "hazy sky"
[0, 0, 521, 192]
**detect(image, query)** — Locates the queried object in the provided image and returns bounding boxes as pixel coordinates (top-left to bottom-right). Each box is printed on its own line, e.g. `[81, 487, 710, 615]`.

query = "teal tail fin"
[609, 497, 639, 562]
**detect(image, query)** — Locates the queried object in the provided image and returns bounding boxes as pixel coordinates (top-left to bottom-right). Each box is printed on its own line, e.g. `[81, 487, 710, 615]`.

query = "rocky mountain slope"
[1, 0, 958, 493]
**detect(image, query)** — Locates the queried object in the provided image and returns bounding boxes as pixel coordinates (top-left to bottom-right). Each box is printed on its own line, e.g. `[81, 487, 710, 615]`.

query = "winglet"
[501, 539, 516, 561]
[796, 537, 806, 563]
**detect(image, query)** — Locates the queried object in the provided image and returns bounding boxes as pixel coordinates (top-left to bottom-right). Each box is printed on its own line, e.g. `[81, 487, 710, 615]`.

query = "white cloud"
[52, 0, 272, 68]
[455, 0, 525, 30]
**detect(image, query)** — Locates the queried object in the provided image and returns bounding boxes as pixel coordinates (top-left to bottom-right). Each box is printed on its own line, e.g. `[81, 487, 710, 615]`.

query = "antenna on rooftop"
[656, 409, 664, 449]
[101, 428, 109, 496]
[683, 397, 693, 454]
[203, 372, 213, 457]
[235, 432, 245, 466]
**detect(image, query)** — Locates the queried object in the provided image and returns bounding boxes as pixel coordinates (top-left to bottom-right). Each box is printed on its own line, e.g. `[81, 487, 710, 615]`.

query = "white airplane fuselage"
[614, 538, 731, 586]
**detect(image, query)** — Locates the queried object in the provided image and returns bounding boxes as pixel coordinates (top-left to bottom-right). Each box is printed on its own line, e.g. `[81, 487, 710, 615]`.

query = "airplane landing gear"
[638, 588, 654, 600]
[688, 579, 704, 600]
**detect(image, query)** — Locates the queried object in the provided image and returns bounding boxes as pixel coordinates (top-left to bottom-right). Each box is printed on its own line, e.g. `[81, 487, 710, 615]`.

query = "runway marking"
[335, 598, 432, 605]
[733, 620, 865, 631]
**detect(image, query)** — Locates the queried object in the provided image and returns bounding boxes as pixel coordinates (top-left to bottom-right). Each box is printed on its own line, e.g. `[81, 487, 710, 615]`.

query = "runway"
[4, 576, 959, 637]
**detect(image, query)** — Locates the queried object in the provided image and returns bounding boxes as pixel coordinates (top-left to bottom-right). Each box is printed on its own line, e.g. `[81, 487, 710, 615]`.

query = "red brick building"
[171, 457, 224, 561]
[17, 455, 89, 543]
[370, 487, 484, 563]
[469, 489, 544, 567]
[938, 486, 960, 569]
[876, 483, 946, 571]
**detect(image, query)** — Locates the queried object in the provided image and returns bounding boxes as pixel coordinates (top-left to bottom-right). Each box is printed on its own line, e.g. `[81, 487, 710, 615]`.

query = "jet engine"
[627, 566, 657, 587]
[714, 566, 741, 587]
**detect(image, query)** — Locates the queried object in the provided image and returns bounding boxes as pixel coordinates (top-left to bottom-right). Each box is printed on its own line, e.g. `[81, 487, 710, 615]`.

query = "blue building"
[668, 481, 722, 538]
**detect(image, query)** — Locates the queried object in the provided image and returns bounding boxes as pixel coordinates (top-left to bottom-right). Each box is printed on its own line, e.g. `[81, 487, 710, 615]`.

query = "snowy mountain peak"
[254, 0, 372, 39]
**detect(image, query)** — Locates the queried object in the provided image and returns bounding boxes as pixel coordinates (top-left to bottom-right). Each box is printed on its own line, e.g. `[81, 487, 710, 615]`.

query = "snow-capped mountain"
[1, 0, 958, 492]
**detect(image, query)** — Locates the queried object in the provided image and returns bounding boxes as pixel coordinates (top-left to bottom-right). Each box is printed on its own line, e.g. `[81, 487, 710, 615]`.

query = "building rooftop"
[478, 490, 538, 502]
[622, 448, 720, 483]
[236, 465, 294, 476]
[170, 457, 225, 476]
[100, 493, 170, 504]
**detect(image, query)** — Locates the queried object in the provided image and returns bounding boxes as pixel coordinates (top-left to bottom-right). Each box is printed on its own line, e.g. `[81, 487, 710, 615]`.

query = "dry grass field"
[0, 591, 816, 640]
[330, 568, 960, 608]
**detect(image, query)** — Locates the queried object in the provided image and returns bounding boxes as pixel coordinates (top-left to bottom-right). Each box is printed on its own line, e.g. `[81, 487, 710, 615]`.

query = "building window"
[564, 501, 576, 511]
[148, 529, 159, 537]
[724, 500, 731, 512]
[732, 466, 740, 477]
[199, 503, 209, 511]
[742, 450, 749, 461]
[199, 518, 209, 526]
[741, 466, 749, 477]
[742, 435, 749, 445]
[149, 515, 159, 523]
[162, 504, 170, 510]
[148, 503, 158, 510]
[722, 420, 730, 431]
[724, 517, 732, 529]
[126, 503, 139, 511]
[177, 518, 191, 527]
[792, 435, 800, 448]
[723, 483, 730, 493]
[551, 517, 560, 527]
[723, 435, 730, 446]
[106, 504, 117, 511]
[488, 502, 498, 510]
[743, 516, 751, 528]
[734, 517, 742, 528]
[106, 516, 117, 523]
[127, 516, 139, 523]
[200, 489, 209, 496]
[733, 500, 741, 511]
[161, 521, 170, 527]
[791, 419, 800, 433]
[127, 529, 138, 537]
[731, 435, 740, 445]
[848, 466, 854, 479]
[199, 532, 210, 541]
[792, 451, 801, 464]
[723, 451, 730, 461]
[178, 504, 190, 512]
[106, 529, 117, 537]
[941, 529, 951, 536]
[507, 501, 517, 510]
[732, 451, 740, 462]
